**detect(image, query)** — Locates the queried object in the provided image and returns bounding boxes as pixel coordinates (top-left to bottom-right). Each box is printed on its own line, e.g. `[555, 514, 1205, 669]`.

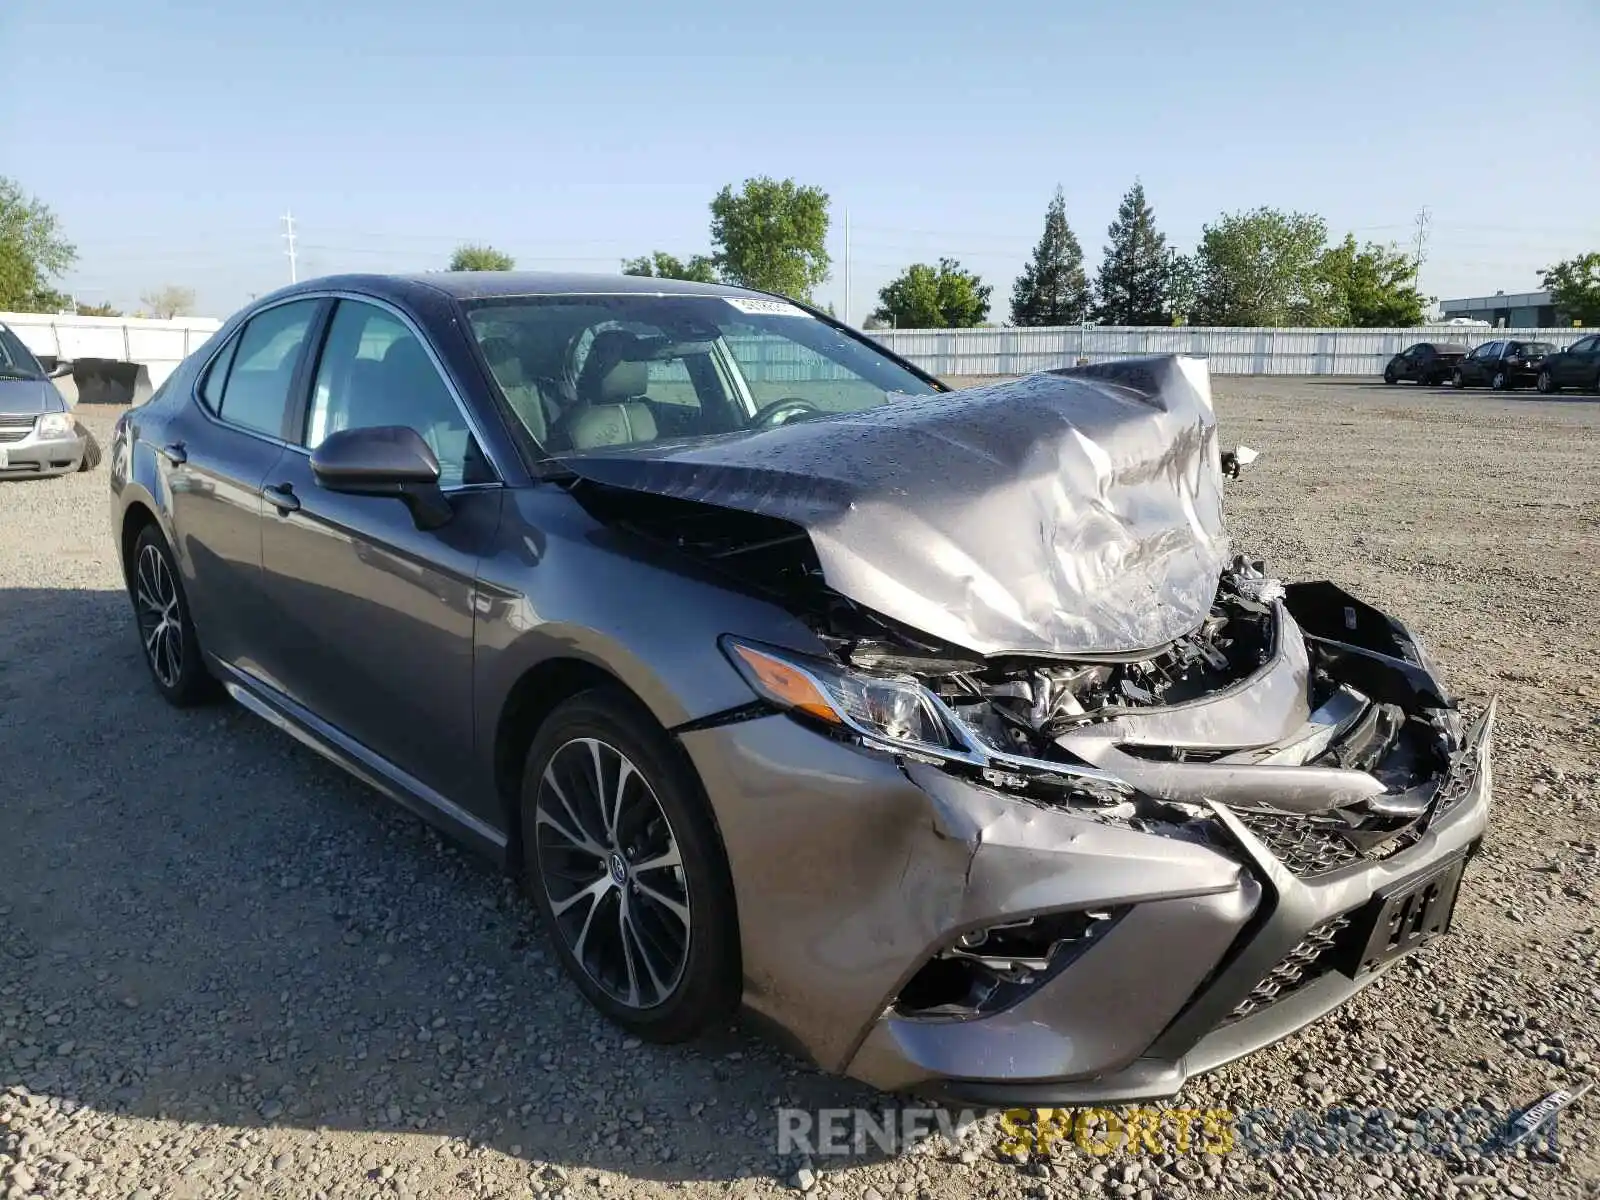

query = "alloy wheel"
[1492, 370, 1507, 391]
[534, 737, 690, 1009]
[1453, 369, 1464, 389]
[134, 542, 183, 689]
[1537, 370, 1554, 394]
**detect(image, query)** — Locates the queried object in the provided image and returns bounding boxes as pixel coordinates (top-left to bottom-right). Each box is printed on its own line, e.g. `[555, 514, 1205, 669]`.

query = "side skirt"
[213, 661, 509, 863]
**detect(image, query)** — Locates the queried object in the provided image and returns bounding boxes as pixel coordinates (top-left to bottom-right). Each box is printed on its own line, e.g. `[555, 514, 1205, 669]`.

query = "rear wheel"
[519, 688, 740, 1042]
[1537, 369, 1556, 395]
[1453, 368, 1466, 389]
[1491, 369, 1509, 391]
[127, 525, 218, 706]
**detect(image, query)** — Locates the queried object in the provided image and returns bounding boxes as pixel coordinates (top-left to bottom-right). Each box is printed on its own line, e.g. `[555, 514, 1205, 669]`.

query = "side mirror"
[309, 425, 453, 529]
[48, 361, 73, 379]
[1221, 445, 1260, 479]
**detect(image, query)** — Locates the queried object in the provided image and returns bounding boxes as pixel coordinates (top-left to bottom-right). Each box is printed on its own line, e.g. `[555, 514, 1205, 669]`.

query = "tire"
[1383, 365, 1397, 384]
[1491, 369, 1508, 391]
[1537, 369, 1556, 395]
[1453, 368, 1466, 389]
[127, 525, 219, 706]
[76, 425, 102, 472]
[518, 687, 740, 1043]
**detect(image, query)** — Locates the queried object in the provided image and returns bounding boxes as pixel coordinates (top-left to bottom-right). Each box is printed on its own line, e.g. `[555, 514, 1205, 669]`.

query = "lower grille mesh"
[1228, 914, 1352, 1021]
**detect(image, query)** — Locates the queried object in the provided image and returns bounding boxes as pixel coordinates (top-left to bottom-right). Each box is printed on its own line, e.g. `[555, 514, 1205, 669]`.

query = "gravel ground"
[2, 379, 1597, 1200]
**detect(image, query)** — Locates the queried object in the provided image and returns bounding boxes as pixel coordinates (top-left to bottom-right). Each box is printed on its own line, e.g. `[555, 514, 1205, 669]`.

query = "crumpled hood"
[562, 354, 1229, 657]
[0, 377, 65, 416]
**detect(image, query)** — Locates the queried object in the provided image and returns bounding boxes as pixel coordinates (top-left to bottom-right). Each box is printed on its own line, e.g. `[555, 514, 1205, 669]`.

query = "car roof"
[260, 271, 772, 306]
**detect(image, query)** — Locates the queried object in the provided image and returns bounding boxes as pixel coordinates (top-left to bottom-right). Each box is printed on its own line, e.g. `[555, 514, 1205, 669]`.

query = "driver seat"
[562, 330, 658, 449]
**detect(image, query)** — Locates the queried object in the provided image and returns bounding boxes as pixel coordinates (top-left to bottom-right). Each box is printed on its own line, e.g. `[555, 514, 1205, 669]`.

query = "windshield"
[0, 325, 45, 380]
[462, 294, 940, 455]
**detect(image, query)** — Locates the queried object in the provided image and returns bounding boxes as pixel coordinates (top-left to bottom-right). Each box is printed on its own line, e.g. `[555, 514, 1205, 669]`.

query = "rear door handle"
[158, 441, 187, 465]
[262, 483, 300, 514]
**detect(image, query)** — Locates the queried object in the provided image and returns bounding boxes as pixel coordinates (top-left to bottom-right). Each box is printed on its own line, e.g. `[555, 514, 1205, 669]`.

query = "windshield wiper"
[0, 368, 41, 381]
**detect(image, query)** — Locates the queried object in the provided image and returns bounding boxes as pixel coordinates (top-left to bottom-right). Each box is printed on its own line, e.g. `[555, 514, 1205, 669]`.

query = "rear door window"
[215, 300, 320, 438]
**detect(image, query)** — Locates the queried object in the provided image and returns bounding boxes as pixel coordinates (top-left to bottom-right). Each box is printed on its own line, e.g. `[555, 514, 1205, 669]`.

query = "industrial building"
[1437, 290, 1564, 328]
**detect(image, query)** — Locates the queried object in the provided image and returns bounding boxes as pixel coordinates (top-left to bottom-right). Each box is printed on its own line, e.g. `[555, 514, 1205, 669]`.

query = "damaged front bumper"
[678, 599, 1495, 1103]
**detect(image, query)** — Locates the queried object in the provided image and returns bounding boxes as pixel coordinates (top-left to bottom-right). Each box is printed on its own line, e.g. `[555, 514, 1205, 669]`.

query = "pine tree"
[1095, 181, 1175, 326]
[1009, 187, 1090, 326]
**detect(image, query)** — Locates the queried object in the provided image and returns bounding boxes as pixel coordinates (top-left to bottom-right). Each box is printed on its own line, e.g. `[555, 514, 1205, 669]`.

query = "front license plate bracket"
[1336, 854, 1466, 977]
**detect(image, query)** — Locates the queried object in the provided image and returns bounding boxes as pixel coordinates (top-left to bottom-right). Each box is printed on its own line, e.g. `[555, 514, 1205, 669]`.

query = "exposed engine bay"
[577, 474, 1472, 887]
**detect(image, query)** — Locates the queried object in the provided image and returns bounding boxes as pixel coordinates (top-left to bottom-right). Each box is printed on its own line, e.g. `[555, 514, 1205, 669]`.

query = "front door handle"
[262, 483, 300, 514]
[158, 441, 187, 465]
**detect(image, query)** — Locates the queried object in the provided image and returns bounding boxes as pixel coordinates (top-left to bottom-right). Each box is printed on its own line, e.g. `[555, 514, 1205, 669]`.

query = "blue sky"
[6, 0, 1597, 321]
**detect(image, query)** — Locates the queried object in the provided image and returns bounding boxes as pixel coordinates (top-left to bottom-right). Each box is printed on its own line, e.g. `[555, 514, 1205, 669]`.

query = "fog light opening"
[892, 907, 1127, 1020]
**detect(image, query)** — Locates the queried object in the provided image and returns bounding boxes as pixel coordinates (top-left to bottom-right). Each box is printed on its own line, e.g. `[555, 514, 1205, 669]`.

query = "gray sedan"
[109, 272, 1493, 1104]
[0, 322, 98, 477]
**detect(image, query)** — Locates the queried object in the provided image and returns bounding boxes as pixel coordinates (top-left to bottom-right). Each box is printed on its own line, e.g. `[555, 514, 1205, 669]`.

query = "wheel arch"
[118, 499, 163, 588]
[490, 654, 739, 889]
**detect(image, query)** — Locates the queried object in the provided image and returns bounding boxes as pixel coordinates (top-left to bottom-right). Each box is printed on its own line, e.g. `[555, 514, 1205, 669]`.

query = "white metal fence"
[1, 312, 223, 388]
[866, 326, 1588, 379]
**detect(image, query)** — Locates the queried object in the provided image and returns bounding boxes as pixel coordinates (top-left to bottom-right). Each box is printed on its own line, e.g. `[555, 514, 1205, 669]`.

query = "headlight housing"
[36, 412, 76, 439]
[721, 637, 958, 751]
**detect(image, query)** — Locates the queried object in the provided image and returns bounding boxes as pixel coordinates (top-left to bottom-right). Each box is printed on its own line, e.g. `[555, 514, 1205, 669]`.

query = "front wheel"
[519, 688, 740, 1042]
[127, 525, 218, 706]
[1537, 369, 1556, 395]
[1453, 368, 1466, 389]
[1383, 365, 1397, 384]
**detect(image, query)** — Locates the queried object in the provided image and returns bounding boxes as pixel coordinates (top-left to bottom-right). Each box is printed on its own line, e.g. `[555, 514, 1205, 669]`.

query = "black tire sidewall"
[1492, 370, 1507, 391]
[129, 526, 215, 706]
[518, 687, 740, 1042]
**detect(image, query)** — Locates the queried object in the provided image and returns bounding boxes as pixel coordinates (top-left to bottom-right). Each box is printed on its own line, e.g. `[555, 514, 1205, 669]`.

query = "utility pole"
[1411, 206, 1431, 288]
[843, 208, 852, 327]
[281, 212, 299, 283]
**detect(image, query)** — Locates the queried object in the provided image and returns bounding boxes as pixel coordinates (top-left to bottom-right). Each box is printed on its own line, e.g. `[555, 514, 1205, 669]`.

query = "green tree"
[1540, 252, 1600, 326]
[75, 300, 122, 317]
[709, 177, 830, 301]
[620, 250, 718, 284]
[1317, 235, 1425, 326]
[1094, 181, 1180, 325]
[449, 244, 515, 271]
[140, 285, 196, 319]
[872, 258, 991, 328]
[0, 177, 76, 312]
[1192, 208, 1330, 326]
[1010, 187, 1090, 326]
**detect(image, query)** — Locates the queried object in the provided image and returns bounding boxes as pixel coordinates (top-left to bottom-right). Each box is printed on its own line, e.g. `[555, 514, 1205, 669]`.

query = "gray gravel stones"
[2, 388, 1598, 1198]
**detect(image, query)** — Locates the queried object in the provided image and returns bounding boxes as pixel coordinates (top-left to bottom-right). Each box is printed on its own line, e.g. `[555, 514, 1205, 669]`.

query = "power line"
[1412, 206, 1431, 288]
[282, 212, 298, 283]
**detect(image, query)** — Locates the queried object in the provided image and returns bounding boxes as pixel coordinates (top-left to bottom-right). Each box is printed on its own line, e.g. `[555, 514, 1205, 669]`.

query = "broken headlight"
[722, 637, 958, 751]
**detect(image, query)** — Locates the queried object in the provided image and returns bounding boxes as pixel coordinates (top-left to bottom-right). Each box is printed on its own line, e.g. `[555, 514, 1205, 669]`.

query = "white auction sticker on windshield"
[724, 297, 812, 318]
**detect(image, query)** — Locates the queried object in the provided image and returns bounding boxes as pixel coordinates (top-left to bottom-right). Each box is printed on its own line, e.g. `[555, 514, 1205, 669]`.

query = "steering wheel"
[750, 396, 823, 429]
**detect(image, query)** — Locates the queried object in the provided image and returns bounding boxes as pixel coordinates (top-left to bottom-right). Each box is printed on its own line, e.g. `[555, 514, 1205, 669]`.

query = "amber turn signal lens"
[729, 644, 842, 725]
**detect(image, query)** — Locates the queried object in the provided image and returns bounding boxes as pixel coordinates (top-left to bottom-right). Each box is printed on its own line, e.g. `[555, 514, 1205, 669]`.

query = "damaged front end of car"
[561, 354, 1495, 1101]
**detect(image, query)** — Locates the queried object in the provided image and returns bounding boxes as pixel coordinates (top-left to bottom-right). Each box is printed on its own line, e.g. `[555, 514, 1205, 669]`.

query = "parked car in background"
[0, 321, 100, 478]
[1535, 334, 1600, 394]
[1451, 339, 1555, 391]
[109, 272, 1493, 1104]
[1383, 342, 1467, 386]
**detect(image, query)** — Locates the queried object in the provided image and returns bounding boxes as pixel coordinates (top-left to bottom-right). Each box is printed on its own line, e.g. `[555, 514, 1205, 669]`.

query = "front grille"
[1228, 914, 1352, 1021]
[1235, 809, 1366, 876]
[0, 417, 32, 444]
